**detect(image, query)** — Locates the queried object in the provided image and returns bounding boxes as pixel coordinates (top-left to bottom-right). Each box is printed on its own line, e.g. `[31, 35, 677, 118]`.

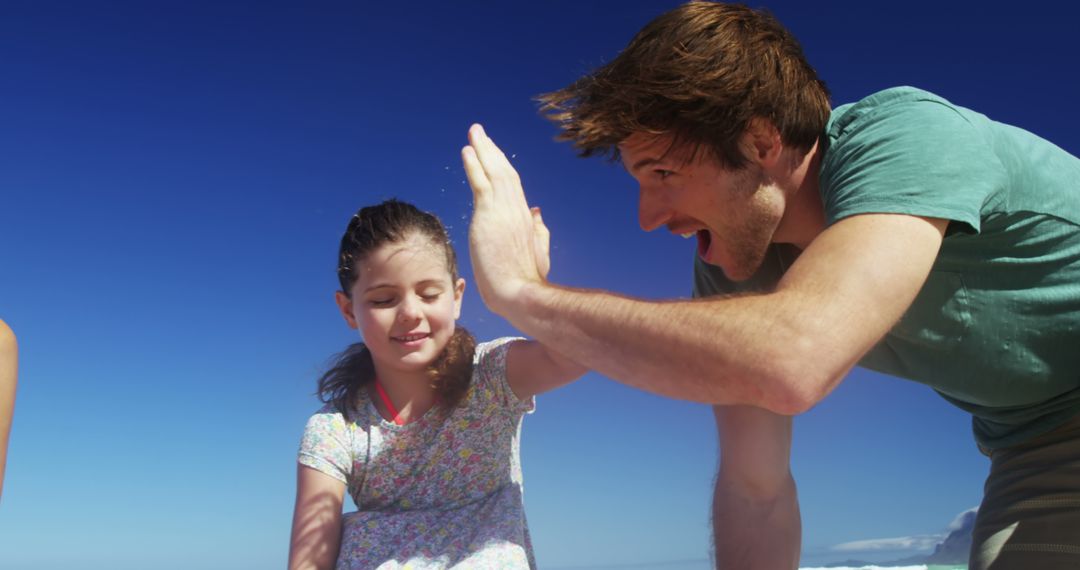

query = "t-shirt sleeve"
[297, 406, 353, 484]
[472, 337, 535, 415]
[821, 92, 1007, 234]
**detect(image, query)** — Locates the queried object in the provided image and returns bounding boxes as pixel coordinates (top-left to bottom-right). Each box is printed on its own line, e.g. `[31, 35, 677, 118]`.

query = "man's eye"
[656, 169, 673, 179]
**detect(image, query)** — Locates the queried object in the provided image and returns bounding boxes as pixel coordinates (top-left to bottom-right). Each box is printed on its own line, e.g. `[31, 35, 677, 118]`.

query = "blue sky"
[1, 1, 1078, 568]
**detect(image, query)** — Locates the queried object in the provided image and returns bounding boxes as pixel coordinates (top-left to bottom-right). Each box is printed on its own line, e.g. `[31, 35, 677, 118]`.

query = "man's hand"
[530, 206, 550, 280]
[461, 124, 550, 315]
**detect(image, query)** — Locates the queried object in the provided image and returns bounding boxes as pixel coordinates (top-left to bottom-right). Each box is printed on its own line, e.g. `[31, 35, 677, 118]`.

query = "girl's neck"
[370, 368, 438, 425]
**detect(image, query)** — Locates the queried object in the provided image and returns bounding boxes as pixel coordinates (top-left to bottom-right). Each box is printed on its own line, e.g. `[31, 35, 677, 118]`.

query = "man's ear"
[741, 118, 782, 167]
[452, 278, 466, 320]
[334, 290, 358, 329]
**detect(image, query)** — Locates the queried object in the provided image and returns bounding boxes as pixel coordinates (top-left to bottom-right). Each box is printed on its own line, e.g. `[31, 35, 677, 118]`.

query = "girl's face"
[335, 233, 465, 377]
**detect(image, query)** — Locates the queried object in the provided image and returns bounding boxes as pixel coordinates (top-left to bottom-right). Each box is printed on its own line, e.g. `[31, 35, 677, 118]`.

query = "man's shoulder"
[828, 86, 962, 138]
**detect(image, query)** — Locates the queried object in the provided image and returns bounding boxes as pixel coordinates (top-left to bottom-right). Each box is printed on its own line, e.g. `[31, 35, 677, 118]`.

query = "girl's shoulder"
[472, 336, 525, 376]
[304, 399, 372, 435]
[468, 336, 534, 415]
[298, 403, 366, 484]
[304, 403, 354, 437]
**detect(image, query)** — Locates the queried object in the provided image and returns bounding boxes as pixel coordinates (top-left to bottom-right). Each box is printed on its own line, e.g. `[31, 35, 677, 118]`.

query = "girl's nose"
[397, 295, 422, 322]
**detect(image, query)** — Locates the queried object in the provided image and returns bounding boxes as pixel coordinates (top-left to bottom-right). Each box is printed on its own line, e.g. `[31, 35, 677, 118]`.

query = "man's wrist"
[504, 279, 552, 334]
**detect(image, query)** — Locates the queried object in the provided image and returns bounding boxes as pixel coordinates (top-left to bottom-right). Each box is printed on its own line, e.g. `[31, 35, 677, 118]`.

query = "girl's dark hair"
[317, 199, 476, 415]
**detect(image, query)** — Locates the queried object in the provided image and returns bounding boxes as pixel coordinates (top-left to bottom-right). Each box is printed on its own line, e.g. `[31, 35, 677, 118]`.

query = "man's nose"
[638, 186, 670, 232]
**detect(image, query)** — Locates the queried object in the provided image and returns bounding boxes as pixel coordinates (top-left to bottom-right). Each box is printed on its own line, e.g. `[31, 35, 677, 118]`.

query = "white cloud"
[831, 534, 943, 553]
[946, 506, 979, 532]
[829, 506, 980, 555]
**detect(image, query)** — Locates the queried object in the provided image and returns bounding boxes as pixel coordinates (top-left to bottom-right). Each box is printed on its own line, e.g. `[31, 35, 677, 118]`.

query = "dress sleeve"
[297, 406, 353, 484]
[472, 337, 535, 415]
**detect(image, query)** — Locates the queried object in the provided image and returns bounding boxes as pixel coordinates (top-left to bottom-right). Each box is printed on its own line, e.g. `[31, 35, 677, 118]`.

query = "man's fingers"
[531, 207, 551, 279]
[461, 145, 491, 200]
[467, 123, 520, 186]
[531, 207, 550, 253]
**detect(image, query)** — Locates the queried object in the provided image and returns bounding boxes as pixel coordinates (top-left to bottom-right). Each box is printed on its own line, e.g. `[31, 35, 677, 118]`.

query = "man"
[461, 2, 1080, 569]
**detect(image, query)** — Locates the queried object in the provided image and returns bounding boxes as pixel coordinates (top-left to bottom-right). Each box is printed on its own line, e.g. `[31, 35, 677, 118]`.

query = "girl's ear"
[453, 278, 466, 319]
[334, 290, 359, 329]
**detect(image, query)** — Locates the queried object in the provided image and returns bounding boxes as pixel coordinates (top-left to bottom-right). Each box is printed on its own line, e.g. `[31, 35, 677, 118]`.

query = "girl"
[288, 199, 584, 569]
[0, 319, 16, 502]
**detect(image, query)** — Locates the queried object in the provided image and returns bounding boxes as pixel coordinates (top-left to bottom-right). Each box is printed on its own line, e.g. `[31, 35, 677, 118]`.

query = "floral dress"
[298, 338, 537, 569]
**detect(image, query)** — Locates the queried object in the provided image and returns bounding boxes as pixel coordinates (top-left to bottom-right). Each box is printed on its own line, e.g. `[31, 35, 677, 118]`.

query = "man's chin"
[716, 254, 766, 283]
[720, 266, 754, 282]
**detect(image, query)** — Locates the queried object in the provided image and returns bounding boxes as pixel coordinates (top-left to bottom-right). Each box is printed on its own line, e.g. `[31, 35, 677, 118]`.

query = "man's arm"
[0, 319, 16, 502]
[713, 405, 800, 570]
[462, 124, 946, 414]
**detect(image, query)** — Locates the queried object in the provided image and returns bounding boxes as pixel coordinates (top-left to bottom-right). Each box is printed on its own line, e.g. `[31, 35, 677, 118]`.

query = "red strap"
[374, 379, 406, 426]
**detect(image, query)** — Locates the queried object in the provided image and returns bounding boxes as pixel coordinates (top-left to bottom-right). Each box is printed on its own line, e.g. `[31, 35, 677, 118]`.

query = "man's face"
[619, 132, 785, 281]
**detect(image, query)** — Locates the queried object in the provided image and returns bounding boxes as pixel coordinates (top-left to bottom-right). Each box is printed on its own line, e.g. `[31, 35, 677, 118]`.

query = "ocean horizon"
[548, 563, 961, 570]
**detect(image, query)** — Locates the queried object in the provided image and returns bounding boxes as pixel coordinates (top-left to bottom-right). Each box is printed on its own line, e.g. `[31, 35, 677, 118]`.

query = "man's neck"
[772, 139, 825, 250]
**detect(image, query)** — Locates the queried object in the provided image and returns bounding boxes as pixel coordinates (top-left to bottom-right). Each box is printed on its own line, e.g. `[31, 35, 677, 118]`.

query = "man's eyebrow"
[629, 157, 661, 172]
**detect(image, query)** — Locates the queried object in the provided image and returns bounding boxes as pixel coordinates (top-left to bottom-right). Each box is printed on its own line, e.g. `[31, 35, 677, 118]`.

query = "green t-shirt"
[693, 86, 1080, 449]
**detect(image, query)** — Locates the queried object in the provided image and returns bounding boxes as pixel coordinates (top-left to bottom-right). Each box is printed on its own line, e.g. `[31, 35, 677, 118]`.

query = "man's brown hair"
[538, 1, 830, 169]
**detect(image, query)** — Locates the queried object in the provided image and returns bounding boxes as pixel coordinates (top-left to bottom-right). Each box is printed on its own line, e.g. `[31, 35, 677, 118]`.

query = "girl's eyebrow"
[363, 282, 397, 293]
[363, 278, 447, 293]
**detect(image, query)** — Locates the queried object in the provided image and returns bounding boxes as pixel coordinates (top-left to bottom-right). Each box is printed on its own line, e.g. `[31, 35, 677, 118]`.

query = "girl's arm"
[0, 319, 16, 502]
[288, 465, 346, 570]
[506, 340, 588, 400]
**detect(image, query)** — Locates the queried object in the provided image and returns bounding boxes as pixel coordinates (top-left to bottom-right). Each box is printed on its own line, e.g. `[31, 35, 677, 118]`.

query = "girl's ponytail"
[427, 327, 476, 409]
[317, 343, 376, 415]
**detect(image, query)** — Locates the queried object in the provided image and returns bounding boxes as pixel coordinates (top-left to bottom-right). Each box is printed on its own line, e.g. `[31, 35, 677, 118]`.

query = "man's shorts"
[970, 413, 1080, 569]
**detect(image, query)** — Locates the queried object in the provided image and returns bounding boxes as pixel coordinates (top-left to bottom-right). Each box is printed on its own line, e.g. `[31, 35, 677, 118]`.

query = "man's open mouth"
[696, 229, 711, 259]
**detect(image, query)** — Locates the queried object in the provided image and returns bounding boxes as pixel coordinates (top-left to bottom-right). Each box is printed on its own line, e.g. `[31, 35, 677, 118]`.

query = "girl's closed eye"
[419, 288, 444, 302]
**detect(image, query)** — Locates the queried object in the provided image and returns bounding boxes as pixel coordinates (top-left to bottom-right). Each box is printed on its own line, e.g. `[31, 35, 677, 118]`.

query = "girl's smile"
[392, 332, 431, 348]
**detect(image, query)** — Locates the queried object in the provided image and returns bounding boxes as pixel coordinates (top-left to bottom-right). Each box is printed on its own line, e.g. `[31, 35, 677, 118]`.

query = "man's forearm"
[507, 281, 824, 413]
